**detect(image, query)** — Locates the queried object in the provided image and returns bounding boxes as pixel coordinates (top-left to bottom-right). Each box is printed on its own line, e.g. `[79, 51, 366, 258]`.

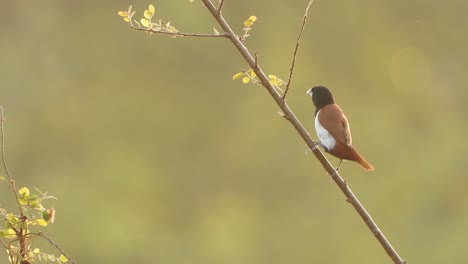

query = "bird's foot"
[335, 159, 343, 172]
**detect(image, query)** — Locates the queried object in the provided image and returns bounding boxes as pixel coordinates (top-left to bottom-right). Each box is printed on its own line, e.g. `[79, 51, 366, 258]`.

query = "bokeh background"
[1, 0, 468, 263]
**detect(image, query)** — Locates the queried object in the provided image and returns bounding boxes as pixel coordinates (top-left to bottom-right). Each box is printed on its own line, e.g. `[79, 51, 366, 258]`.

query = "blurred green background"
[1, 0, 468, 263]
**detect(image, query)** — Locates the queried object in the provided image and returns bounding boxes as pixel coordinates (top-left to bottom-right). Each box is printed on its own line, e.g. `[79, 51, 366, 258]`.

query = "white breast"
[315, 110, 336, 150]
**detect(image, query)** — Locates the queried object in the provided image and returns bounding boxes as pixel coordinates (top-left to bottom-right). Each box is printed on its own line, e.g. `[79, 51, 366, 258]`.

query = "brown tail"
[328, 143, 374, 171]
[350, 147, 374, 171]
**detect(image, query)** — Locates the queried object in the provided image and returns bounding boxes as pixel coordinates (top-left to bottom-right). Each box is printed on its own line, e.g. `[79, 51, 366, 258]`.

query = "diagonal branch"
[37, 232, 77, 264]
[130, 26, 229, 38]
[198, 1, 406, 263]
[283, 0, 314, 99]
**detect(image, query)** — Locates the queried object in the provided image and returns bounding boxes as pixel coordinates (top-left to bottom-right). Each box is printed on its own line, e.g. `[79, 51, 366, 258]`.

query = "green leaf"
[242, 77, 250, 84]
[6, 213, 18, 224]
[23, 208, 34, 219]
[43, 210, 50, 221]
[232, 72, 244, 80]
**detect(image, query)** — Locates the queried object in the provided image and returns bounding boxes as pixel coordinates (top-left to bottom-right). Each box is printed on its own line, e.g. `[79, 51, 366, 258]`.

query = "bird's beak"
[306, 88, 313, 98]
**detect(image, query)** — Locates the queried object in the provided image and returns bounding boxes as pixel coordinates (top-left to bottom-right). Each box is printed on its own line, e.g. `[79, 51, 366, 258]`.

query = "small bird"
[306, 86, 374, 171]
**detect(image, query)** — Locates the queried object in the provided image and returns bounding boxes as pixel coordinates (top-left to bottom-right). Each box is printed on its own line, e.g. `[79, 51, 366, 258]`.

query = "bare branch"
[218, 0, 225, 13]
[130, 25, 229, 38]
[197, 1, 406, 263]
[0, 107, 23, 216]
[283, 0, 314, 100]
[38, 232, 77, 264]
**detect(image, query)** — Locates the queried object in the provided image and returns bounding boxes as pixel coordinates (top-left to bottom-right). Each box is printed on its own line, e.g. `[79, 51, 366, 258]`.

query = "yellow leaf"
[247, 69, 256, 78]
[3, 228, 16, 239]
[242, 77, 250, 84]
[117, 11, 127, 17]
[244, 20, 252, 27]
[141, 19, 150, 28]
[123, 17, 130, 22]
[144, 10, 152, 19]
[59, 255, 68, 263]
[148, 4, 155, 14]
[19, 187, 30, 196]
[249, 16, 257, 22]
[232, 72, 244, 80]
[37, 219, 48, 226]
[33, 248, 40, 253]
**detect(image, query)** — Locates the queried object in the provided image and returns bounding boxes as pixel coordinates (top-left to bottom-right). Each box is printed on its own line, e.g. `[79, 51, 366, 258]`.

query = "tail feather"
[327, 142, 374, 171]
[356, 155, 374, 171]
[350, 147, 374, 171]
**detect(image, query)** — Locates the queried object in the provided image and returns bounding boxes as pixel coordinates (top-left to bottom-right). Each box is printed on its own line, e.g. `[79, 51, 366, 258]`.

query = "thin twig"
[198, 1, 406, 263]
[0, 239, 8, 249]
[0, 107, 23, 216]
[130, 26, 229, 38]
[38, 232, 77, 264]
[218, 0, 225, 13]
[282, 0, 314, 100]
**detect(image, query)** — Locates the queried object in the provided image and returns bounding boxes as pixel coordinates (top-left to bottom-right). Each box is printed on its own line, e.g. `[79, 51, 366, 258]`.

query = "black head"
[306, 86, 335, 111]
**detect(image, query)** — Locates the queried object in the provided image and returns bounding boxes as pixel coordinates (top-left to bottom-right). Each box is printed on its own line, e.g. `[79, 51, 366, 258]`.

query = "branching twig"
[0, 107, 23, 216]
[0, 239, 8, 249]
[197, 1, 406, 263]
[218, 0, 225, 13]
[37, 232, 77, 264]
[130, 26, 229, 38]
[282, 0, 314, 100]
[1, 108, 75, 263]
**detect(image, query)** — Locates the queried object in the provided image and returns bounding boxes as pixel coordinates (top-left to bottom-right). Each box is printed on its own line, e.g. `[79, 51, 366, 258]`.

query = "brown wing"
[318, 104, 352, 146]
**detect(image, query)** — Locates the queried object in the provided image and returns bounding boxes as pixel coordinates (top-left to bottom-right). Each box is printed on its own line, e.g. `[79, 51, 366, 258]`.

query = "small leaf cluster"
[1, 187, 63, 263]
[118, 4, 179, 35]
[232, 69, 257, 84]
[241, 16, 257, 41]
[233, 70, 285, 93]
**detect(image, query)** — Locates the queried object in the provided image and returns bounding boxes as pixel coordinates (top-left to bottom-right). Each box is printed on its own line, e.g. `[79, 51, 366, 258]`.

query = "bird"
[306, 86, 374, 171]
